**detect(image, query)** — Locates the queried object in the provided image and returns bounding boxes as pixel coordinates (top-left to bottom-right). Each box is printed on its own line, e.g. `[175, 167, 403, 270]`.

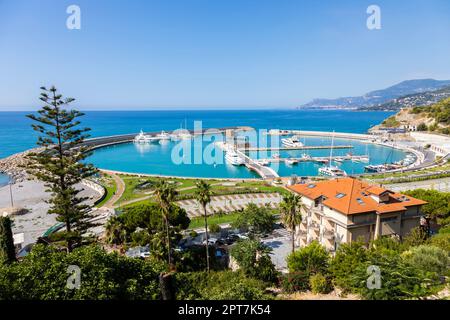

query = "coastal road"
[386, 177, 450, 192]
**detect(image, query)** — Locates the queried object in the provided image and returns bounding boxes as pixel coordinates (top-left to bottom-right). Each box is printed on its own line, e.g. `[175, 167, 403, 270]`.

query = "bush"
[0, 244, 165, 300]
[231, 203, 275, 236]
[401, 245, 449, 276]
[417, 123, 428, 131]
[287, 241, 329, 276]
[329, 241, 368, 291]
[349, 251, 438, 300]
[403, 227, 428, 248]
[429, 232, 450, 252]
[189, 230, 198, 238]
[230, 239, 278, 283]
[208, 223, 221, 234]
[173, 271, 271, 300]
[309, 273, 332, 294]
[279, 272, 310, 293]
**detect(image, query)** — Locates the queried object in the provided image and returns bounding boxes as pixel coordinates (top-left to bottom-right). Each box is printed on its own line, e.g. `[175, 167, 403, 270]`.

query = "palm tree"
[154, 180, 178, 268]
[195, 180, 213, 272]
[104, 216, 126, 245]
[280, 193, 305, 253]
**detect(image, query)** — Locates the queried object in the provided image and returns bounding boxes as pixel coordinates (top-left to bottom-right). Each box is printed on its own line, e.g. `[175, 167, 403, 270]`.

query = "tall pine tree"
[0, 216, 16, 264]
[26, 86, 98, 252]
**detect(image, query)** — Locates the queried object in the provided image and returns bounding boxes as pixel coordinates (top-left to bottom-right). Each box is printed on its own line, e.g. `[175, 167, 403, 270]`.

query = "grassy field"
[95, 175, 117, 207]
[116, 174, 287, 209]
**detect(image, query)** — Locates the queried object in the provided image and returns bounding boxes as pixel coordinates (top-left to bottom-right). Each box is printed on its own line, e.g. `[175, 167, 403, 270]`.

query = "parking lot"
[183, 224, 292, 272]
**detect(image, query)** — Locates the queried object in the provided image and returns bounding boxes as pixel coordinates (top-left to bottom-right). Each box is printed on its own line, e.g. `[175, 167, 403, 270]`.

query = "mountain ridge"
[299, 79, 450, 110]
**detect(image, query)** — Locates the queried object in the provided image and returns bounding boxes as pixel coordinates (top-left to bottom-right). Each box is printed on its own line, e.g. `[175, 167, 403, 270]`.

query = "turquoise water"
[0, 110, 397, 179]
[0, 110, 392, 159]
[0, 173, 8, 187]
[87, 135, 407, 178]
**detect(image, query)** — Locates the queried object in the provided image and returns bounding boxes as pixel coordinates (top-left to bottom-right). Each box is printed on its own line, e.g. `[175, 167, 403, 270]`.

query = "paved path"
[177, 192, 282, 217]
[103, 173, 125, 208]
[386, 177, 450, 192]
[0, 180, 101, 246]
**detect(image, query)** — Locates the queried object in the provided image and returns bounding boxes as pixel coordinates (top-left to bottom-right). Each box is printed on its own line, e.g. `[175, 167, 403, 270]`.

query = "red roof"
[288, 177, 427, 215]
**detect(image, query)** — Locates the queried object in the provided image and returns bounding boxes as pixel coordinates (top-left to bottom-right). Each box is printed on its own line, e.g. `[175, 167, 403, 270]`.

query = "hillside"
[300, 79, 450, 110]
[359, 85, 450, 111]
[373, 97, 450, 134]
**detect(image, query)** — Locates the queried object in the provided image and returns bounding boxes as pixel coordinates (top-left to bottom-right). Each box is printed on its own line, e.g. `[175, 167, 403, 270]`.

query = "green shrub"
[309, 273, 332, 294]
[349, 251, 438, 300]
[173, 271, 271, 300]
[429, 233, 450, 252]
[279, 272, 310, 293]
[230, 239, 278, 283]
[401, 245, 449, 276]
[208, 223, 221, 234]
[189, 230, 198, 238]
[287, 241, 329, 276]
[231, 203, 275, 235]
[417, 123, 428, 131]
[329, 241, 368, 291]
[0, 244, 165, 300]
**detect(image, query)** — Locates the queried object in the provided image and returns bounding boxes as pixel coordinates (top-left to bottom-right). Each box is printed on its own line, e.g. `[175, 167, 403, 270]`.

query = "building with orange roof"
[288, 177, 427, 251]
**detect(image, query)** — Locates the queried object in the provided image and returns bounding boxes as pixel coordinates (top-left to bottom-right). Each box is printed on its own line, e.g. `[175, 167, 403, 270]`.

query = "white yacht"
[318, 131, 347, 177]
[319, 166, 347, 177]
[281, 135, 304, 148]
[257, 159, 270, 166]
[285, 159, 298, 165]
[155, 130, 171, 141]
[133, 130, 152, 144]
[225, 150, 245, 166]
[301, 153, 312, 160]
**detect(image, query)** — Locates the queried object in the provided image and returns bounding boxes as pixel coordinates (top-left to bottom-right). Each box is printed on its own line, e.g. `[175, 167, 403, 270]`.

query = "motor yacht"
[225, 150, 245, 166]
[318, 166, 347, 177]
[281, 135, 304, 148]
[133, 130, 152, 144]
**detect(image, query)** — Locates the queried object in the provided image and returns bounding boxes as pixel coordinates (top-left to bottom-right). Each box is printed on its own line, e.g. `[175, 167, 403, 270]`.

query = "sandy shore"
[0, 180, 102, 247]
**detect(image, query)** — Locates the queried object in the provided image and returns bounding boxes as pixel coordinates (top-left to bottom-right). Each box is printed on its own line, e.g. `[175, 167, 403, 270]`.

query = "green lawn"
[117, 174, 287, 209]
[95, 175, 117, 207]
[188, 209, 280, 229]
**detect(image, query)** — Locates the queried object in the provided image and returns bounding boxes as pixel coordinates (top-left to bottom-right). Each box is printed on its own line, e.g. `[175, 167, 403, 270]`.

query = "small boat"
[258, 159, 270, 166]
[155, 130, 171, 141]
[318, 166, 347, 177]
[281, 135, 304, 148]
[334, 157, 344, 163]
[225, 150, 245, 166]
[134, 130, 152, 144]
[272, 153, 280, 159]
[301, 153, 312, 160]
[285, 159, 298, 165]
[364, 165, 386, 173]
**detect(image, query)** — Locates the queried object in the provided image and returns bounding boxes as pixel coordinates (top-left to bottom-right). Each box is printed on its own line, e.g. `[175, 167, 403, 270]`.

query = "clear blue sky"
[1, 0, 450, 110]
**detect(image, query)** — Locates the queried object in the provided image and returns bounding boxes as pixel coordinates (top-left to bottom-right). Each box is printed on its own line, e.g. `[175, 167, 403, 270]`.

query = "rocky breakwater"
[0, 149, 40, 182]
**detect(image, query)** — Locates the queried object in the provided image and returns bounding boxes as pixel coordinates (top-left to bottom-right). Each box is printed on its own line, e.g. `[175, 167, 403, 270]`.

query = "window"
[356, 198, 365, 205]
[335, 193, 346, 199]
[307, 184, 316, 189]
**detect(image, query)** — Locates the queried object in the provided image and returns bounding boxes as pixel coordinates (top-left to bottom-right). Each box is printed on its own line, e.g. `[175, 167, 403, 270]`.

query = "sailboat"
[318, 131, 347, 177]
[171, 119, 192, 141]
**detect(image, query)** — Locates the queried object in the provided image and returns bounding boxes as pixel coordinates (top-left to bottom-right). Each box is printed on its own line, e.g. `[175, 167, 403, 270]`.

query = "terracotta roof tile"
[288, 178, 427, 216]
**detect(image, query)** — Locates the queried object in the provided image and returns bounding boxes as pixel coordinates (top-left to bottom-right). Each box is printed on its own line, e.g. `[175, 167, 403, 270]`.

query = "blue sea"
[0, 110, 395, 181]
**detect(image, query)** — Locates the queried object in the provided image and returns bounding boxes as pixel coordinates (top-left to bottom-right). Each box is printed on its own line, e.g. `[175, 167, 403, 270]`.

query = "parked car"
[202, 237, 218, 245]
